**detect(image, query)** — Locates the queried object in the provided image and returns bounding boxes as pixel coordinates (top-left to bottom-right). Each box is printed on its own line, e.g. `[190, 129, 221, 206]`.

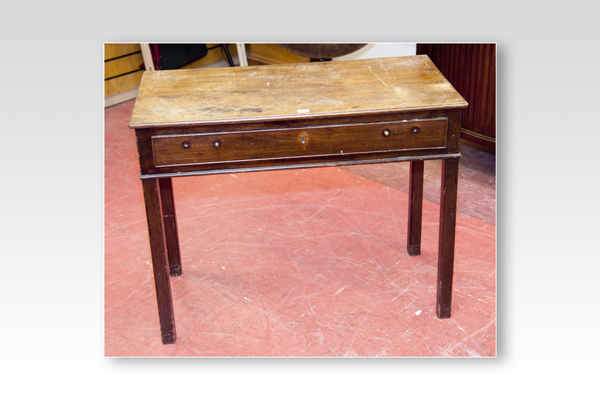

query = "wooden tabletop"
[129, 55, 467, 129]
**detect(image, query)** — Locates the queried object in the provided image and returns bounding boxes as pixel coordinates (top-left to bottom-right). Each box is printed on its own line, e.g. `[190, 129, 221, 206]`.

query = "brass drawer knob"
[182, 141, 191, 149]
[411, 127, 420, 134]
[382, 129, 390, 137]
[214, 140, 222, 148]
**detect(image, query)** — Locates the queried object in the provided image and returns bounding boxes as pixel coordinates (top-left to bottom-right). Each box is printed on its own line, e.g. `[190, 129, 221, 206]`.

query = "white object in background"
[236, 43, 248, 66]
[333, 43, 416, 61]
[140, 43, 155, 71]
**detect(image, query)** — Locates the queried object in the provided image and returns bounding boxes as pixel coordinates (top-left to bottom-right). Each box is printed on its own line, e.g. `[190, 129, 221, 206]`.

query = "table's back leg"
[159, 178, 182, 276]
[436, 157, 459, 319]
[142, 179, 177, 344]
[407, 160, 424, 256]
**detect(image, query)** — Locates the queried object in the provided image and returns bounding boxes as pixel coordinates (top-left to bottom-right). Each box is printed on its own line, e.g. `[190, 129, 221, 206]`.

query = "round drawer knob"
[382, 129, 390, 137]
[411, 127, 420, 134]
[181, 141, 191, 149]
[214, 140, 222, 148]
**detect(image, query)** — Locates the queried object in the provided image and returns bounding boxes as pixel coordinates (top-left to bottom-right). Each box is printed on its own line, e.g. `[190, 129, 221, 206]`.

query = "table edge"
[128, 104, 468, 130]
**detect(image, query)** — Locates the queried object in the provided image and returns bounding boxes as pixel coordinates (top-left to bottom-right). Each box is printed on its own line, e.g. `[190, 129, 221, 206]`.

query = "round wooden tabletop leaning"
[277, 44, 367, 61]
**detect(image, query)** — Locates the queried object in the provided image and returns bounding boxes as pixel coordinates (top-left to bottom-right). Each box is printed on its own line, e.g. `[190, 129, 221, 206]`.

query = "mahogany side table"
[129, 55, 468, 344]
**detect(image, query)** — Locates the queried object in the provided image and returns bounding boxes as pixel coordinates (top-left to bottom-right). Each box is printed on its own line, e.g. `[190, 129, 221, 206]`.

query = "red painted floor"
[105, 98, 496, 357]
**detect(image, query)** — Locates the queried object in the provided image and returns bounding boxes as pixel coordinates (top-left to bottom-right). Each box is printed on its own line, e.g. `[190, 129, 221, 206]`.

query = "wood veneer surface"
[129, 55, 467, 128]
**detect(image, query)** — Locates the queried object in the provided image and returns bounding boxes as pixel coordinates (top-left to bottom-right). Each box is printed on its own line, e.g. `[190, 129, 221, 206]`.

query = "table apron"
[151, 118, 448, 168]
[139, 152, 461, 180]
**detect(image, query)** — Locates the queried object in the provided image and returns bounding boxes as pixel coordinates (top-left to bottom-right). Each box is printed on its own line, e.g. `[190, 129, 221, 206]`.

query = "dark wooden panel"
[417, 44, 495, 150]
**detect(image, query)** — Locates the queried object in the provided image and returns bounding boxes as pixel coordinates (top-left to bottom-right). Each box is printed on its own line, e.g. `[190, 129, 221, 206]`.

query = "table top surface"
[129, 55, 467, 129]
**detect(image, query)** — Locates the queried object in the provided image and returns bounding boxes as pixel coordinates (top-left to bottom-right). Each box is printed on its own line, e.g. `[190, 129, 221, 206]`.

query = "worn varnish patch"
[129, 55, 467, 128]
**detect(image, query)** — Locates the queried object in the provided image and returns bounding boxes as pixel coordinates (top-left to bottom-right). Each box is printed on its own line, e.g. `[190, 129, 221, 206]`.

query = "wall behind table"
[104, 44, 144, 106]
[104, 44, 247, 107]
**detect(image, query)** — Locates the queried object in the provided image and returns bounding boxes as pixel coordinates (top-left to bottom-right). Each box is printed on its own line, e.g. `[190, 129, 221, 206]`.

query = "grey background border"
[1, 1, 597, 398]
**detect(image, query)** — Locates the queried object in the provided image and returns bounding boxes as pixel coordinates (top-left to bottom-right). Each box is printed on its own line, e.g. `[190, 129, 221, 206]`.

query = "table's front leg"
[407, 160, 424, 256]
[159, 178, 182, 276]
[142, 179, 177, 344]
[436, 157, 459, 319]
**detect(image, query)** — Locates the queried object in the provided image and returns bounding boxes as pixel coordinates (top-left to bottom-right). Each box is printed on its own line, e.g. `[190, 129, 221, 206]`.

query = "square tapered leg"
[142, 179, 176, 344]
[436, 157, 459, 319]
[407, 160, 424, 256]
[159, 178, 182, 277]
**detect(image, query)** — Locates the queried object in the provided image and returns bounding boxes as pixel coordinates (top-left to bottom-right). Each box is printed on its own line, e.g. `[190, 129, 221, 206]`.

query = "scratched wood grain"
[129, 55, 467, 128]
[151, 118, 448, 167]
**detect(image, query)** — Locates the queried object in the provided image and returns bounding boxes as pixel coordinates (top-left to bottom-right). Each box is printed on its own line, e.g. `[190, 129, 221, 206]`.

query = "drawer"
[151, 118, 448, 167]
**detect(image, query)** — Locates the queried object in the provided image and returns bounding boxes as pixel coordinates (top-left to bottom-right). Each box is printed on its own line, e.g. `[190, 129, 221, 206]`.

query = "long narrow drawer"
[151, 118, 448, 167]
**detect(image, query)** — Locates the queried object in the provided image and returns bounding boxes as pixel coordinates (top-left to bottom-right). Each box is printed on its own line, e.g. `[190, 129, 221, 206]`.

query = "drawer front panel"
[152, 118, 448, 167]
